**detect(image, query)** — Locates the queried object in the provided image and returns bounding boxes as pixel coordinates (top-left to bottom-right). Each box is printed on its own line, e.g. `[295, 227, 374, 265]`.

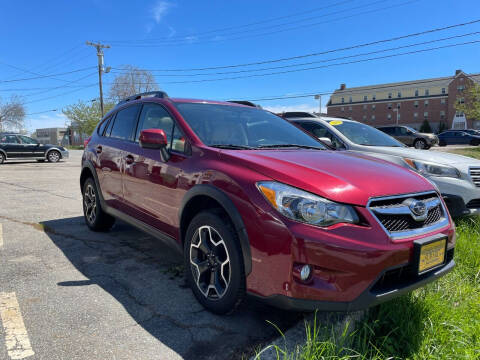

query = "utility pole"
[86, 41, 110, 117]
[314, 94, 322, 115]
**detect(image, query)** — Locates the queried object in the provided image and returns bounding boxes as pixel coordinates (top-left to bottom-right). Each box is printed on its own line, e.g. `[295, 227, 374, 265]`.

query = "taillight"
[84, 136, 92, 148]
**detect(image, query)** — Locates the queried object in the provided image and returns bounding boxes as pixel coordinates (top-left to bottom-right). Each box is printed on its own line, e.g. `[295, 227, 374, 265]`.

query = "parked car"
[288, 116, 480, 218]
[438, 130, 480, 146]
[81, 92, 455, 314]
[377, 125, 438, 149]
[0, 133, 69, 164]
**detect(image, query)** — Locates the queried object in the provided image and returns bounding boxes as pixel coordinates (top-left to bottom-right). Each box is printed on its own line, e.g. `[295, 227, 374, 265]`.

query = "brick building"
[326, 70, 480, 131]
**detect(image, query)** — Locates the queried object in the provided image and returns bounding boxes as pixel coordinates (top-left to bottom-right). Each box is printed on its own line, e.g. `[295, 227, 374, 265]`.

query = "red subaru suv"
[80, 92, 455, 314]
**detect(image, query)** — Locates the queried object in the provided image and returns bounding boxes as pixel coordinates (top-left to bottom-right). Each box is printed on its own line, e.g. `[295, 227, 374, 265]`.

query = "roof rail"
[116, 91, 168, 106]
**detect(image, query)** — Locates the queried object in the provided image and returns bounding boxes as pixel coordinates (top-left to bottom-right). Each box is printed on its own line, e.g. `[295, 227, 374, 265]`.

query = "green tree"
[62, 99, 114, 136]
[456, 83, 480, 120]
[419, 119, 432, 133]
[438, 121, 447, 133]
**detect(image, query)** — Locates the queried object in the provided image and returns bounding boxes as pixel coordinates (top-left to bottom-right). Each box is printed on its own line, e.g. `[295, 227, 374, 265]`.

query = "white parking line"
[0, 292, 34, 359]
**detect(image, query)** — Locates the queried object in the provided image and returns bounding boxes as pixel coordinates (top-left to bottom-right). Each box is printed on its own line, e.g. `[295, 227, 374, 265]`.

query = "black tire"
[0, 152, 4, 164]
[470, 140, 480, 146]
[82, 177, 115, 231]
[184, 210, 245, 315]
[47, 150, 61, 163]
[414, 139, 427, 150]
[439, 140, 447, 147]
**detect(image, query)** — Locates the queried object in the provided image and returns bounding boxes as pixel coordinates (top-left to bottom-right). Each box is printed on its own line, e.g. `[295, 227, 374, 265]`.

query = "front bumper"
[252, 255, 454, 311]
[60, 149, 69, 159]
[432, 176, 480, 217]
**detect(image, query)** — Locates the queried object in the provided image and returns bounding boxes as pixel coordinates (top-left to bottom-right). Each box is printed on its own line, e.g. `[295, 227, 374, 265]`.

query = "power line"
[23, 83, 97, 105]
[24, 109, 58, 116]
[110, 18, 480, 72]
[109, 32, 480, 78]
[0, 66, 96, 83]
[25, 72, 98, 97]
[107, 0, 420, 47]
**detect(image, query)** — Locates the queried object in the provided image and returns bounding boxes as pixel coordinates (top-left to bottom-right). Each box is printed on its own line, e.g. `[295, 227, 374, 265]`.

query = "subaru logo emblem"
[403, 198, 428, 221]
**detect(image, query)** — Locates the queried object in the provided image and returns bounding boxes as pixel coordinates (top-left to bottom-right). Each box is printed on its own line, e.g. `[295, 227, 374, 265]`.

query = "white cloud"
[26, 112, 69, 132]
[151, 0, 173, 24]
[262, 103, 327, 114]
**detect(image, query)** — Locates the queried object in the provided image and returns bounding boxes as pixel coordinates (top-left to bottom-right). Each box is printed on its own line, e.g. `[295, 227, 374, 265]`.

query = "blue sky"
[1, 0, 479, 131]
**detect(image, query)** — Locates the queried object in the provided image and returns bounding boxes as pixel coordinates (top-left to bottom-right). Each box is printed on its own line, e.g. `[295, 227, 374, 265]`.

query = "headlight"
[257, 181, 359, 227]
[403, 158, 460, 178]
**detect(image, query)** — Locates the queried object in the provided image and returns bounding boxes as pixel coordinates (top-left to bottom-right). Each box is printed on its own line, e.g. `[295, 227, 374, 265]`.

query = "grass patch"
[65, 145, 85, 150]
[449, 147, 480, 160]
[257, 218, 480, 359]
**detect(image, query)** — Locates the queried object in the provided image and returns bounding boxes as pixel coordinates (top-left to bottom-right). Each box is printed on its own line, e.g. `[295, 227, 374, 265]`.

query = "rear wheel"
[414, 139, 427, 149]
[184, 210, 245, 314]
[0, 152, 4, 164]
[470, 139, 480, 146]
[82, 177, 115, 231]
[47, 150, 61, 163]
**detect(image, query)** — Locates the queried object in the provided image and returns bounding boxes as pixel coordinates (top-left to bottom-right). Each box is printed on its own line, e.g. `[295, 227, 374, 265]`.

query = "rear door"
[122, 102, 189, 237]
[97, 104, 141, 210]
[0, 135, 22, 158]
[18, 135, 43, 157]
[396, 127, 412, 145]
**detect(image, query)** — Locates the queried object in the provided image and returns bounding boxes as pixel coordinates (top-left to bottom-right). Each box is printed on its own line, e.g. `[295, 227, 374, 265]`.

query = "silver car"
[289, 116, 480, 218]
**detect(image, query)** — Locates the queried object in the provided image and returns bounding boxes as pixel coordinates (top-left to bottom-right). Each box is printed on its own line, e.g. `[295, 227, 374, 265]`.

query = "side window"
[171, 125, 186, 153]
[97, 115, 111, 136]
[1, 135, 20, 144]
[135, 103, 174, 145]
[105, 114, 116, 137]
[18, 136, 37, 144]
[110, 104, 141, 141]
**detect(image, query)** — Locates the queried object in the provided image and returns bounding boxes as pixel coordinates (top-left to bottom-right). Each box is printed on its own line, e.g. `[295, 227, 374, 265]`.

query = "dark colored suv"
[438, 130, 480, 146]
[80, 92, 455, 314]
[377, 126, 438, 149]
[0, 133, 68, 164]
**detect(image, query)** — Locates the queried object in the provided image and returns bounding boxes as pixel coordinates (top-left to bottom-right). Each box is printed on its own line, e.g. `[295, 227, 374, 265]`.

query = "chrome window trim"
[367, 191, 449, 240]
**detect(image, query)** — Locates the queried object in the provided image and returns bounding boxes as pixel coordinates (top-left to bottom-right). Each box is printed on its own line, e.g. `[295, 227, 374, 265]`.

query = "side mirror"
[139, 129, 170, 161]
[318, 137, 334, 148]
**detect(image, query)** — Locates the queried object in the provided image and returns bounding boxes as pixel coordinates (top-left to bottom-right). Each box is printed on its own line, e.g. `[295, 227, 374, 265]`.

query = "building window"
[397, 103, 401, 109]
[372, 94, 376, 101]
[414, 112, 418, 118]
[362, 115, 367, 121]
[349, 96, 352, 103]
[441, 88, 446, 94]
[397, 92, 402, 98]
[341, 97, 345, 103]
[424, 111, 428, 118]
[457, 85, 465, 92]
[457, 97, 465, 104]
[372, 104, 376, 110]
[371, 115, 375, 120]
[364, 95, 367, 101]
[440, 110, 445, 119]
[456, 111, 464, 117]
[341, 107, 345, 112]
[424, 100, 429, 107]
[348, 106, 352, 111]
[363, 104, 367, 110]
[425, 89, 429, 96]
[387, 114, 392, 120]
[388, 103, 392, 109]
[388, 92, 392, 99]
[414, 100, 419, 107]
[441, 98, 446, 104]
[415, 89, 419, 97]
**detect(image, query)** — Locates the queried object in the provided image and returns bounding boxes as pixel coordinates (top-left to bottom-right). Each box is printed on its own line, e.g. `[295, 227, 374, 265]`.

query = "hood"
[359, 146, 480, 166]
[219, 149, 433, 206]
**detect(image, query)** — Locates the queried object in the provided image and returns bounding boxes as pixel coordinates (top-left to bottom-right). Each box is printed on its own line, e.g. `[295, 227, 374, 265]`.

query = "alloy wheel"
[190, 225, 231, 300]
[48, 151, 60, 162]
[0, 153, 4, 164]
[84, 184, 97, 224]
[415, 140, 426, 149]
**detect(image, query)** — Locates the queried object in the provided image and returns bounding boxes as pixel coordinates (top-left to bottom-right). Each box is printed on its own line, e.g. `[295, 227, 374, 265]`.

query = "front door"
[0, 135, 23, 158]
[122, 102, 189, 238]
[18, 135, 43, 158]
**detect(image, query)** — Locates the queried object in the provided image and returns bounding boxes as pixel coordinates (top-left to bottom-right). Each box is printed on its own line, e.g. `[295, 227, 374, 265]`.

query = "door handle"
[96, 146, 103, 154]
[125, 154, 134, 165]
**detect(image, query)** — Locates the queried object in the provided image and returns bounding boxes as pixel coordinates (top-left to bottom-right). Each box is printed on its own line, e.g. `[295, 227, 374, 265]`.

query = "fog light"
[300, 265, 312, 281]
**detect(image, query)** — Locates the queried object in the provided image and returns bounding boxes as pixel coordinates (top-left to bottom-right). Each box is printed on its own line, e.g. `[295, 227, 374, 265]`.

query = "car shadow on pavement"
[41, 216, 304, 360]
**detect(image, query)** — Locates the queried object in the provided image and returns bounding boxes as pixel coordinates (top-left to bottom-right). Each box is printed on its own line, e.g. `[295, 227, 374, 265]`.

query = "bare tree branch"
[0, 96, 25, 132]
[108, 65, 159, 102]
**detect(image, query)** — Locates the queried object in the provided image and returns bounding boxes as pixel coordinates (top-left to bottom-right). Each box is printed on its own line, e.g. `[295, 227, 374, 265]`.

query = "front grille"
[368, 192, 447, 238]
[470, 167, 480, 187]
[466, 199, 480, 209]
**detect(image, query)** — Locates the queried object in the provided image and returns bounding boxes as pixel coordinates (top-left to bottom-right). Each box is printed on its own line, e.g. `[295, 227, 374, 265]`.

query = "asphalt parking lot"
[0, 150, 304, 360]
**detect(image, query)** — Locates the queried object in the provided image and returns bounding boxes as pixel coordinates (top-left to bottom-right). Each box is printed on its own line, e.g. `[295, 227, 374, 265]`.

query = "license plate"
[418, 239, 446, 273]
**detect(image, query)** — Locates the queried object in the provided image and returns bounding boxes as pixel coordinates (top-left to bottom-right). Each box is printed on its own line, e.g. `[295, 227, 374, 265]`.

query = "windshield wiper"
[210, 144, 253, 150]
[255, 144, 325, 150]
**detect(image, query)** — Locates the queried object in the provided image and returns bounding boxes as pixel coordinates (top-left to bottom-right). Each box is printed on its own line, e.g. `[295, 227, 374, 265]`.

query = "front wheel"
[184, 210, 245, 314]
[47, 150, 61, 163]
[414, 139, 427, 149]
[470, 140, 480, 146]
[0, 152, 4, 164]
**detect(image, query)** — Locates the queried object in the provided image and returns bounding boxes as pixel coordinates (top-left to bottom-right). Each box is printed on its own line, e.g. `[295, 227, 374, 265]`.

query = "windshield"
[175, 103, 326, 149]
[328, 120, 405, 147]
